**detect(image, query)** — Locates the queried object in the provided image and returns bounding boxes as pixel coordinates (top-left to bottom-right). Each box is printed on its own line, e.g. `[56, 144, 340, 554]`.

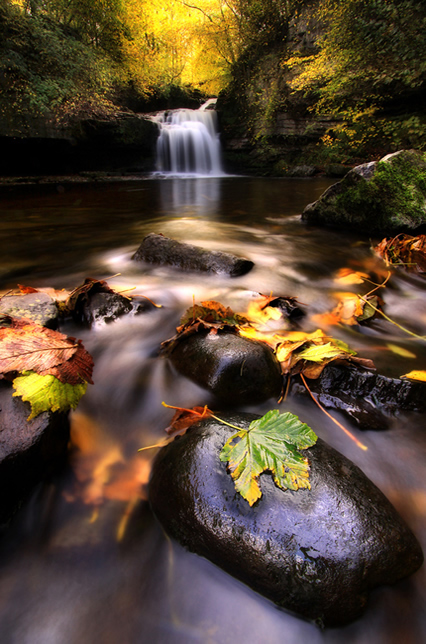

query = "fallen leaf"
[163, 403, 214, 437]
[13, 370, 88, 420]
[0, 318, 78, 376]
[334, 268, 370, 285]
[219, 409, 318, 506]
[386, 344, 416, 359]
[401, 370, 426, 382]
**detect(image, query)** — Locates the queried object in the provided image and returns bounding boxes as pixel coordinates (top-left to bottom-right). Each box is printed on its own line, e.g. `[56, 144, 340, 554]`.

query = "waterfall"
[153, 100, 223, 176]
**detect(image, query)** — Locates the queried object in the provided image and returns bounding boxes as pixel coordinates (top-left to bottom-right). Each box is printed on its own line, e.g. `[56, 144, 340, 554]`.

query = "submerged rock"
[149, 412, 423, 626]
[0, 381, 70, 528]
[303, 150, 426, 234]
[167, 330, 283, 405]
[133, 233, 254, 277]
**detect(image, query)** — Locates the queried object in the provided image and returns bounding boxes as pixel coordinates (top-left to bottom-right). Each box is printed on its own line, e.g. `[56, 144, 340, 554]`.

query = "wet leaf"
[334, 268, 369, 284]
[180, 300, 247, 327]
[12, 370, 88, 420]
[0, 318, 93, 385]
[163, 402, 214, 437]
[297, 342, 346, 363]
[0, 318, 78, 376]
[219, 410, 317, 506]
[401, 370, 426, 382]
[374, 234, 426, 273]
[386, 344, 416, 359]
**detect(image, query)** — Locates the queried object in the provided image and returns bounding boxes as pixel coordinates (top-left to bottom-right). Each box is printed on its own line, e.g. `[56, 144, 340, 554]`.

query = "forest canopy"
[1, 0, 426, 159]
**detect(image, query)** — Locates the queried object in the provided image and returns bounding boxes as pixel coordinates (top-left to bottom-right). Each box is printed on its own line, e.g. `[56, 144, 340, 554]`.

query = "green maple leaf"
[12, 370, 88, 420]
[219, 410, 318, 506]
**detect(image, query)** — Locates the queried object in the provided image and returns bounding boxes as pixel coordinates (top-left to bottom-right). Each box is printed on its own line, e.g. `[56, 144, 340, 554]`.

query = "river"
[0, 174, 424, 643]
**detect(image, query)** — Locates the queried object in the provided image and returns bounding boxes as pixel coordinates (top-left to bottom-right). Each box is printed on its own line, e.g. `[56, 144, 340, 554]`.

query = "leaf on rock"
[12, 371, 88, 420]
[219, 410, 318, 506]
[0, 319, 93, 384]
[401, 370, 426, 382]
[297, 341, 346, 363]
[163, 403, 213, 437]
[0, 318, 78, 376]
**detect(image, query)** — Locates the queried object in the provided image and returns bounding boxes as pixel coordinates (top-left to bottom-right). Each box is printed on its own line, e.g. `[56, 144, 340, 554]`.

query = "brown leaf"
[163, 404, 214, 437]
[39, 338, 94, 385]
[0, 318, 78, 376]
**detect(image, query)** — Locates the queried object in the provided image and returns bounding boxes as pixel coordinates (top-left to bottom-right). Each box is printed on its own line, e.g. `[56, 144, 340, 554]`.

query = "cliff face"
[217, 0, 426, 176]
[216, 1, 329, 175]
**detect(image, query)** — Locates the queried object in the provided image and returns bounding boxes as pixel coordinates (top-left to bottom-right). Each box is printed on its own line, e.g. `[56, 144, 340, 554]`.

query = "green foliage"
[219, 409, 318, 506]
[0, 1, 121, 125]
[12, 370, 88, 420]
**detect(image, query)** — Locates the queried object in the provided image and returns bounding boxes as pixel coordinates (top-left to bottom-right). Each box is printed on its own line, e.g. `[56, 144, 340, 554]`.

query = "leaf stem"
[358, 295, 426, 340]
[300, 374, 368, 451]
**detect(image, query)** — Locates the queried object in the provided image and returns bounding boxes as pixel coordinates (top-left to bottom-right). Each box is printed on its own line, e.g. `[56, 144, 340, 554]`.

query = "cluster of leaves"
[163, 403, 318, 506]
[163, 296, 374, 380]
[374, 234, 426, 274]
[161, 300, 248, 354]
[0, 315, 93, 419]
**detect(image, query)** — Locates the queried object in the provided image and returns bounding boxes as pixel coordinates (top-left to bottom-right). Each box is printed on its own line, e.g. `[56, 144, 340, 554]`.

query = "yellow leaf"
[401, 370, 426, 382]
[334, 268, 370, 284]
[386, 344, 416, 359]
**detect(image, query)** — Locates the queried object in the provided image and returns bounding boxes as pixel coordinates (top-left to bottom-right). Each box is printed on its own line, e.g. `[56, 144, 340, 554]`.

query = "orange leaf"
[162, 403, 213, 437]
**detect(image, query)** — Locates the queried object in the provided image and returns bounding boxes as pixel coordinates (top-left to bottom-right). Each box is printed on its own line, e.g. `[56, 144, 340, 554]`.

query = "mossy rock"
[302, 150, 426, 234]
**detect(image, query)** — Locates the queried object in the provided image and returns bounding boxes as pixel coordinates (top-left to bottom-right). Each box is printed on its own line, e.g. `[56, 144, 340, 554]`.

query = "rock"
[149, 412, 423, 627]
[73, 291, 133, 327]
[167, 330, 283, 405]
[0, 292, 59, 328]
[133, 233, 254, 277]
[291, 362, 426, 430]
[302, 150, 426, 234]
[0, 381, 70, 528]
[286, 164, 317, 177]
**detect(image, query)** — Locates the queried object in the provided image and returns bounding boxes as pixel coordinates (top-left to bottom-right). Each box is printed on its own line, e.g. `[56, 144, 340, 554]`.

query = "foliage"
[0, 314, 93, 419]
[219, 409, 318, 506]
[1, 1, 121, 125]
[287, 0, 426, 159]
[12, 370, 88, 419]
[374, 234, 426, 274]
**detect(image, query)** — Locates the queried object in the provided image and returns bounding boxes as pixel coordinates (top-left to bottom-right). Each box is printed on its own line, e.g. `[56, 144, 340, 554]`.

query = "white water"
[152, 100, 223, 176]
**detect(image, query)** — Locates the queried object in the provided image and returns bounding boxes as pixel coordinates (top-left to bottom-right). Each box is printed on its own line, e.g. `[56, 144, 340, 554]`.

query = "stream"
[0, 174, 425, 643]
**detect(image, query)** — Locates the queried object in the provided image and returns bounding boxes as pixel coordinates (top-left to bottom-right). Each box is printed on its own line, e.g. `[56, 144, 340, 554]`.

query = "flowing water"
[0, 174, 425, 644]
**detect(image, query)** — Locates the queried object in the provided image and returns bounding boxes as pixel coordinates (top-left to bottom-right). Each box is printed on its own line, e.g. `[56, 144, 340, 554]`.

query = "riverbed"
[0, 175, 425, 643]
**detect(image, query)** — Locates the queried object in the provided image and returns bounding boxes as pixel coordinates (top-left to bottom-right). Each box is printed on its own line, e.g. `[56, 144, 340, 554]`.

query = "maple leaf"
[219, 410, 317, 506]
[12, 371, 88, 420]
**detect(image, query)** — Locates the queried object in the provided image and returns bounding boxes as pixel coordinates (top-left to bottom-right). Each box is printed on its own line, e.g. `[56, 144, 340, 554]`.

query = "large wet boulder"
[167, 330, 283, 405]
[133, 233, 254, 277]
[0, 381, 70, 528]
[149, 412, 423, 626]
[303, 150, 426, 234]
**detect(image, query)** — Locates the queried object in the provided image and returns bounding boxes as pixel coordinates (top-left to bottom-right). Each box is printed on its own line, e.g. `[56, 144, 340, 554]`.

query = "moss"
[335, 150, 426, 231]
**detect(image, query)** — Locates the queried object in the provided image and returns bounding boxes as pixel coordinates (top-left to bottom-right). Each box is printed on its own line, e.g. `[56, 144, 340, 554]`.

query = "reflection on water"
[0, 176, 425, 643]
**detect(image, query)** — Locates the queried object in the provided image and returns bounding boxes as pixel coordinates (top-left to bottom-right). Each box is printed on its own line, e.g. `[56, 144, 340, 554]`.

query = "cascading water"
[153, 100, 223, 175]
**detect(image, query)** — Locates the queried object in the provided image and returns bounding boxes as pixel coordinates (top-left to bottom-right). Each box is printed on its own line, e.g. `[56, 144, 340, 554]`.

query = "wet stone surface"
[149, 412, 424, 627]
[133, 233, 254, 277]
[0, 293, 59, 328]
[0, 381, 70, 528]
[167, 330, 283, 405]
